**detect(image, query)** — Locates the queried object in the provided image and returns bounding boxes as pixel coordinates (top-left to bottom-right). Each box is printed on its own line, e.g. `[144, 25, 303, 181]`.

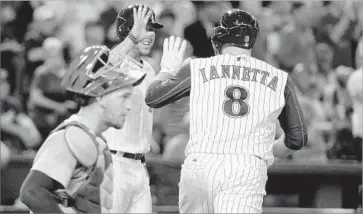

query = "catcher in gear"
[20, 45, 146, 213]
[146, 9, 307, 213]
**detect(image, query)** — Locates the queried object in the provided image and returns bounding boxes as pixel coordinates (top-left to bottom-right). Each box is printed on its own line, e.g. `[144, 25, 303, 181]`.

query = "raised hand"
[160, 36, 187, 75]
[130, 5, 153, 41]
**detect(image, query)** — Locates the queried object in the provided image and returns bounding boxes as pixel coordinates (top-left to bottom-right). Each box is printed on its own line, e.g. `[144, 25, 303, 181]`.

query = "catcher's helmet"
[211, 9, 259, 54]
[61, 46, 146, 97]
[116, 4, 163, 42]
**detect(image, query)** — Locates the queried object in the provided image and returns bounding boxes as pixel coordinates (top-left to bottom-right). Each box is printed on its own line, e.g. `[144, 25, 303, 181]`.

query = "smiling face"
[134, 25, 156, 56]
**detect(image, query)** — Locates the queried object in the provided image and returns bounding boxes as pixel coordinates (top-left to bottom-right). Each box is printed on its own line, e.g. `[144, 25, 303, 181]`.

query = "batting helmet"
[116, 4, 163, 42]
[211, 9, 259, 54]
[61, 45, 146, 97]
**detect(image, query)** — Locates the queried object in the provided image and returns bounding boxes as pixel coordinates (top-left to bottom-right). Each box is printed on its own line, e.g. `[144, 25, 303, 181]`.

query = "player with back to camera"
[102, 4, 163, 213]
[19, 43, 146, 213]
[145, 9, 308, 213]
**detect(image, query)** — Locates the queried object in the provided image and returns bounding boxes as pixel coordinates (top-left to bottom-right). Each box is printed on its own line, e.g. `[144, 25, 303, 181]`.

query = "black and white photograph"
[0, 0, 362, 213]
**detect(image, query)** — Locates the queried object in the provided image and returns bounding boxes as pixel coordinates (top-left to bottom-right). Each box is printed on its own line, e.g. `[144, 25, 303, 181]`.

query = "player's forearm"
[145, 81, 190, 108]
[146, 61, 192, 108]
[109, 36, 136, 64]
[153, 71, 172, 81]
[278, 77, 308, 150]
[20, 186, 62, 213]
[145, 72, 191, 108]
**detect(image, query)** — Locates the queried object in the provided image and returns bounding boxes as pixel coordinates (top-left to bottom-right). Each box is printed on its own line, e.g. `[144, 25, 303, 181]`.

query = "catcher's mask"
[61, 45, 146, 97]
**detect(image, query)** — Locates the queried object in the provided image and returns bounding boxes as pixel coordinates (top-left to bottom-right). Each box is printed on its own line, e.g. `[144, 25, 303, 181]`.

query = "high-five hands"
[160, 36, 187, 76]
[130, 5, 152, 41]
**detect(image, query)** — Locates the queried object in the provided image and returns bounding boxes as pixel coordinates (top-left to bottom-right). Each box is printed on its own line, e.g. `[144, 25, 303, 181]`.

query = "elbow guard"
[284, 133, 308, 150]
[145, 97, 163, 109]
[145, 99, 163, 109]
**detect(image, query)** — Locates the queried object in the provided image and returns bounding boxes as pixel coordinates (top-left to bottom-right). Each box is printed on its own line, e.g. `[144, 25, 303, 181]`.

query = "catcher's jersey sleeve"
[31, 130, 77, 188]
[145, 63, 191, 108]
[278, 76, 308, 150]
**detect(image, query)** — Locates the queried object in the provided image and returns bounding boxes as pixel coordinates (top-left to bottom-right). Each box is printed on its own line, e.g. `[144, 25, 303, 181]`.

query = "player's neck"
[221, 46, 251, 56]
[76, 107, 105, 136]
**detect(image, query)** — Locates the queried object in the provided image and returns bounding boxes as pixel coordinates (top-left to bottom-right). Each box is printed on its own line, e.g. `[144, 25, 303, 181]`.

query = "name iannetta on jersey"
[199, 65, 278, 91]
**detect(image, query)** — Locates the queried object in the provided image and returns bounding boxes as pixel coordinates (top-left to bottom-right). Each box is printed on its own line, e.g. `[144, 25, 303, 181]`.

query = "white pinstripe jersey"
[187, 54, 289, 161]
[103, 59, 155, 154]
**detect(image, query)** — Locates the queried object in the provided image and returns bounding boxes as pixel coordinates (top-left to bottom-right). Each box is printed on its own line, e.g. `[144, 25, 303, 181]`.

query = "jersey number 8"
[222, 85, 250, 118]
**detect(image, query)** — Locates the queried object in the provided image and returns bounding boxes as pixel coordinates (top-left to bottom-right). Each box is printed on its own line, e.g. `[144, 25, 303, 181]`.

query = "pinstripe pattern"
[179, 153, 267, 213]
[186, 54, 288, 162]
[180, 54, 288, 213]
[111, 154, 151, 213]
[103, 60, 155, 154]
[103, 60, 154, 213]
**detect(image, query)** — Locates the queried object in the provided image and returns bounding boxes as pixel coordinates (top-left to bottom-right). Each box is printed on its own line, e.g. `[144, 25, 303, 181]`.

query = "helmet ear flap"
[211, 39, 221, 55]
[240, 26, 257, 49]
[116, 17, 130, 42]
[211, 33, 222, 55]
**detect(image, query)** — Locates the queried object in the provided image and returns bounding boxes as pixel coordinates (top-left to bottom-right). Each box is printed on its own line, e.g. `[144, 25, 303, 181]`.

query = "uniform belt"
[110, 150, 145, 163]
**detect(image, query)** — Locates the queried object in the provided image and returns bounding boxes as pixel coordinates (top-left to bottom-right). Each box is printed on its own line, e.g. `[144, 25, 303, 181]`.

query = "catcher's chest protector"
[51, 120, 113, 213]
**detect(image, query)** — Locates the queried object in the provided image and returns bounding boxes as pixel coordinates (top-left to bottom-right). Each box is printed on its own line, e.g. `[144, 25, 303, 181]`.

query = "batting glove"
[160, 36, 187, 76]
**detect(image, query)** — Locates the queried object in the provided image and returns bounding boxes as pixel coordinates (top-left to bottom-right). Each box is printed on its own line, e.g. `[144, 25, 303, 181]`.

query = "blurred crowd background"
[1, 0, 362, 209]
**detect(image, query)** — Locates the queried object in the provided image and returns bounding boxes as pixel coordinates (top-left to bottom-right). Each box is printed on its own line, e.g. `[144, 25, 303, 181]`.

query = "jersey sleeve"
[145, 62, 191, 108]
[278, 76, 308, 150]
[31, 130, 77, 188]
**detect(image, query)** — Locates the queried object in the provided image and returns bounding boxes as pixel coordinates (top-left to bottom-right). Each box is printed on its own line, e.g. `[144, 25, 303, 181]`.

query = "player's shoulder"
[36, 130, 70, 160]
[253, 57, 288, 75]
[257, 58, 291, 90]
[190, 55, 215, 66]
[43, 125, 99, 167]
[42, 129, 67, 148]
[63, 125, 99, 167]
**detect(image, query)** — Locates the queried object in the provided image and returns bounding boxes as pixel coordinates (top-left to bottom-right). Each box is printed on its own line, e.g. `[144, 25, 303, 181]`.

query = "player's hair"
[73, 93, 96, 108]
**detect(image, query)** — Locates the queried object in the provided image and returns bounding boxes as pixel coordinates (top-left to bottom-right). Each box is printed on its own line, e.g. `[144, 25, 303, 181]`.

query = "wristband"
[127, 34, 139, 44]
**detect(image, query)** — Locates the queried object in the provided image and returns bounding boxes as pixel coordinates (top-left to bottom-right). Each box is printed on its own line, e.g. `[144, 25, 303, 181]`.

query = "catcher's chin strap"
[49, 120, 102, 207]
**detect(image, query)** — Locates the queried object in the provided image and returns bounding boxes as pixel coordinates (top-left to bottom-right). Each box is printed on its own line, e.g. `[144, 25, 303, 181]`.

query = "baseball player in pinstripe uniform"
[102, 4, 163, 213]
[145, 9, 308, 213]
